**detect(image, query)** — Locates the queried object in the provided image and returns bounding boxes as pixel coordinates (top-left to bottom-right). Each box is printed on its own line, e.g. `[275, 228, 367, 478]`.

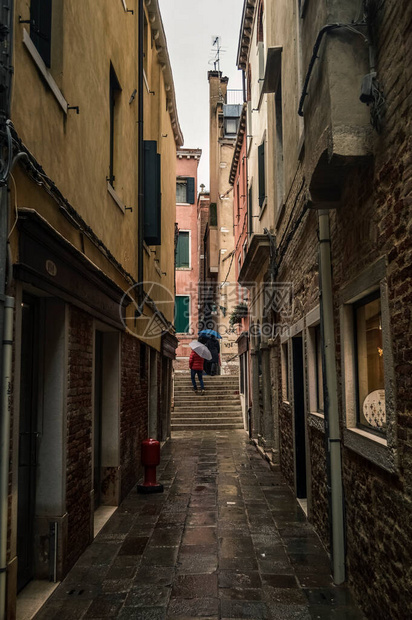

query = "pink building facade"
[174, 149, 202, 360]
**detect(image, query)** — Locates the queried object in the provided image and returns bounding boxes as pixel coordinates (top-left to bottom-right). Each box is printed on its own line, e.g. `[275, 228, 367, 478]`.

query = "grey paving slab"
[34, 431, 365, 620]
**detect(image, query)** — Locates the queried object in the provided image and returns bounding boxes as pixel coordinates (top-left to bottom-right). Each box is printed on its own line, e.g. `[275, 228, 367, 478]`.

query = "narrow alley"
[33, 431, 363, 620]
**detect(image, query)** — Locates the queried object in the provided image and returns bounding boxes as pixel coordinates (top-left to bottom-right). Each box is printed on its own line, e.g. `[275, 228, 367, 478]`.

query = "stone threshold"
[16, 580, 60, 620]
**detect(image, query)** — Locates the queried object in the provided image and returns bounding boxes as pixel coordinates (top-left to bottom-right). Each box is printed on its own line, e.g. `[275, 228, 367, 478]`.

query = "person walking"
[189, 349, 205, 394]
[208, 335, 220, 376]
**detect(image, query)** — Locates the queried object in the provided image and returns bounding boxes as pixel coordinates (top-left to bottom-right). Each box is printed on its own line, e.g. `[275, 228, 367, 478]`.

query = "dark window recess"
[209, 202, 217, 226]
[258, 141, 266, 207]
[176, 231, 190, 268]
[109, 65, 121, 187]
[143, 140, 162, 245]
[248, 185, 253, 234]
[30, 0, 52, 67]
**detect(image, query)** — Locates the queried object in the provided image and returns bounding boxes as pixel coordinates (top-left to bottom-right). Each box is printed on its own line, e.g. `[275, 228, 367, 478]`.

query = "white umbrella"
[189, 340, 212, 360]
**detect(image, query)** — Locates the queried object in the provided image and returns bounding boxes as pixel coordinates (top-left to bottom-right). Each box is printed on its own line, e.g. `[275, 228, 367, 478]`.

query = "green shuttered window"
[175, 295, 190, 333]
[176, 177, 195, 204]
[176, 232, 190, 268]
[144, 140, 162, 245]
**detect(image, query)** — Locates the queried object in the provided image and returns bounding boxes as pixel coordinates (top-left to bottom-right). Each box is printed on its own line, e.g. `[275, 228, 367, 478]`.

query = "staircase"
[172, 374, 244, 432]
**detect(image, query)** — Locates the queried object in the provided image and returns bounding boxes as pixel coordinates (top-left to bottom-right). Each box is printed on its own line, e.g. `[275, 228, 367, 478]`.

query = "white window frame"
[176, 178, 189, 206]
[340, 257, 397, 473]
[306, 306, 324, 419]
[280, 333, 290, 404]
[176, 229, 191, 270]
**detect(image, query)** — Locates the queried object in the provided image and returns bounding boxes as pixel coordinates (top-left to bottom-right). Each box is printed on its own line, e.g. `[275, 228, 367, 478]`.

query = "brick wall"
[308, 427, 329, 549]
[66, 306, 93, 572]
[120, 334, 148, 500]
[279, 404, 294, 488]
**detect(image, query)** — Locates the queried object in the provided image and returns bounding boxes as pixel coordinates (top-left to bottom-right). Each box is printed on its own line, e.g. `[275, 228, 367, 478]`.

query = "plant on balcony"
[229, 302, 248, 325]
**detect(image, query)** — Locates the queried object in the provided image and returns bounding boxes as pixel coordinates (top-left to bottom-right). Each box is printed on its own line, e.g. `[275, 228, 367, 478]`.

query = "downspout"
[0, 296, 14, 619]
[0, 1, 14, 617]
[318, 209, 345, 584]
[137, 0, 144, 302]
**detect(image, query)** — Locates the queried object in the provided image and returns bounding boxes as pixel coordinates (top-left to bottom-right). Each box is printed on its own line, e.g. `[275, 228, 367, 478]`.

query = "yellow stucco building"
[0, 1, 182, 616]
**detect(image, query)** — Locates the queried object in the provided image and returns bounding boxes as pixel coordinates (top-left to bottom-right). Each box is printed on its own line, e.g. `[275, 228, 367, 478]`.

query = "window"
[257, 1, 264, 43]
[248, 184, 253, 236]
[354, 292, 385, 433]
[109, 64, 122, 188]
[275, 82, 284, 211]
[258, 141, 266, 208]
[176, 231, 190, 269]
[313, 324, 324, 412]
[306, 307, 324, 416]
[175, 295, 190, 333]
[30, 0, 52, 67]
[176, 177, 195, 204]
[144, 141, 161, 245]
[340, 257, 396, 472]
[225, 118, 238, 136]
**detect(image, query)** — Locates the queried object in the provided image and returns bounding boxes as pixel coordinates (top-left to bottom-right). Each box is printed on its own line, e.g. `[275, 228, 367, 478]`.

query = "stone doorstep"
[171, 422, 243, 431]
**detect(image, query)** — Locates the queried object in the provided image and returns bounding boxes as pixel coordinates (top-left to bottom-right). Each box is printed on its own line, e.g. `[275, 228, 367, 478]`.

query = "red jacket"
[189, 351, 204, 370]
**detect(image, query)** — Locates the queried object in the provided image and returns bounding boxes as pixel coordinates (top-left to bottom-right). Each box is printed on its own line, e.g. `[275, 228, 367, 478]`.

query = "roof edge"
[147, 0, 184, 147]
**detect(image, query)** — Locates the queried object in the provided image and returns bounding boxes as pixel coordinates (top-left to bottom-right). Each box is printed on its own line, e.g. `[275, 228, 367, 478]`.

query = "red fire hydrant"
[137, 438, 164, 494]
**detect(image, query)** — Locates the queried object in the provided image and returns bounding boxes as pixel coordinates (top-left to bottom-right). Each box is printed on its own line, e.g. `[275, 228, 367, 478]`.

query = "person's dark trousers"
[211, 363, 217, 376]
[191, 369, 204, 391]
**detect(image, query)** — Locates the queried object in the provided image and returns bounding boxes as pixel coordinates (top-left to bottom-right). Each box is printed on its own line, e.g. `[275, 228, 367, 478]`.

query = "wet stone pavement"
[35, 431, 365, 620]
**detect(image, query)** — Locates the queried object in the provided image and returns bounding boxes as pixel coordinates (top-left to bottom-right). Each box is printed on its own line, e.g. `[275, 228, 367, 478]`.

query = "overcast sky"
[158, 0, 244, 191]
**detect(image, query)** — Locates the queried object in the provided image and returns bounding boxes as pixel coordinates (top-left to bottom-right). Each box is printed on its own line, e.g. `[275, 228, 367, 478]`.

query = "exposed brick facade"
[66, 306, 94, 572]
[235, 0, 411, 617]
[120, 334, 148, 500]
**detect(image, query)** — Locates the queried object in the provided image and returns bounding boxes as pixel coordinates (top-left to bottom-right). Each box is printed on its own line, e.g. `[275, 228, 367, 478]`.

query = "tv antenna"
[210, 36, 225, 72]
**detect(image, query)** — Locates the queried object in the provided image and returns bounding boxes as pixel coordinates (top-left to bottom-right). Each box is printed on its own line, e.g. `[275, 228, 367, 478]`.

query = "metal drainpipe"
[0, 0, 14, 615]
[0, 296, 14, 619]
[137, 0, 144, 302]
[318, 209, 345, 584]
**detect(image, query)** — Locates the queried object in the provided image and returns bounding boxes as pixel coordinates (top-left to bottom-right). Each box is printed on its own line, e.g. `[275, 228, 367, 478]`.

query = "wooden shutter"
[248, 186, 253, 235]
[258, 142, 265, 207]
[30, 0, 52, 67]
[175, 296, 190, 333]
[187, 177, 195, 204]
[144, 141, 161, 245]
[176, 232, 189, 268]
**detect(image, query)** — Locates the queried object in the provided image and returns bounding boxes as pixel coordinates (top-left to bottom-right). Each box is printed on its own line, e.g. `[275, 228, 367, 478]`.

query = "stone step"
[172, 407, 242, 418]
[171, 422, 244, 431]
[175, 389, 239, 403]
[171, 411, 243, 424]
[175, 378, 239, 385]
[174, 407, 242, 414]
[174, 388, 240, 395]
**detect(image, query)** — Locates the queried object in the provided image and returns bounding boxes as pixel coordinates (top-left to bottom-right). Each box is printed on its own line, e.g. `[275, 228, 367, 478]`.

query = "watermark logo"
[119, 281, 293, 340]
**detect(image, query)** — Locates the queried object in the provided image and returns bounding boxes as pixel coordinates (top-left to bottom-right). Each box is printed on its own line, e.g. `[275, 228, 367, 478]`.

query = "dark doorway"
[94, 331, 103, 510]
[17, 295, 39, 591]
[292, 336, 307, 499]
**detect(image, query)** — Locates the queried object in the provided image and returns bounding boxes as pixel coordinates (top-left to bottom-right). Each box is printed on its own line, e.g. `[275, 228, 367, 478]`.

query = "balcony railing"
[226, 89, 244, 105]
